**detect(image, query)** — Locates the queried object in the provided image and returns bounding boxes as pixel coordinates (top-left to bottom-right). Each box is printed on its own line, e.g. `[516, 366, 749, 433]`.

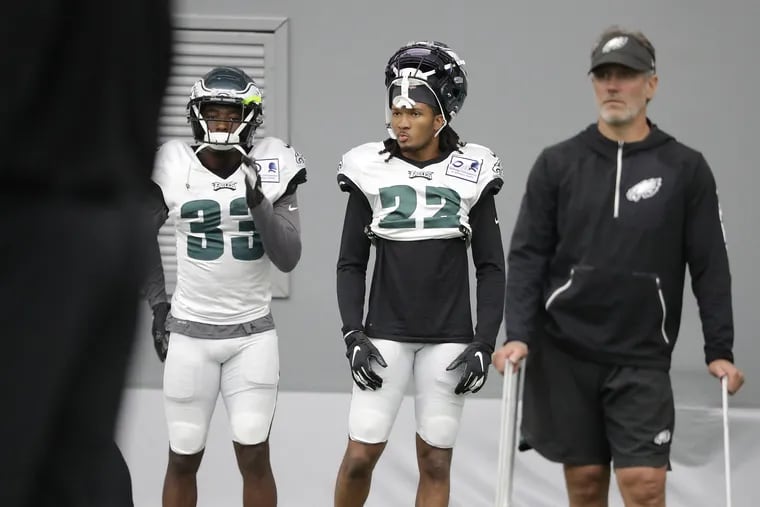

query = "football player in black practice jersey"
[334, 41, 506, 506]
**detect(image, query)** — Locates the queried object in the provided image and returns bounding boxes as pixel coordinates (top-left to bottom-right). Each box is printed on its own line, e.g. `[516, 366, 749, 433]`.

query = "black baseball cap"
[589, 33, 656, 73]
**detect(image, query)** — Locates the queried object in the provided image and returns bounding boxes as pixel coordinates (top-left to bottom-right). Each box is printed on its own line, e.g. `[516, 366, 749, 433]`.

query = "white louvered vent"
[158, 29, 272, 144]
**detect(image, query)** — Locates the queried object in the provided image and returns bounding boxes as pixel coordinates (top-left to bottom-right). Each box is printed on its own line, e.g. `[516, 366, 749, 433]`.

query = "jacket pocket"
[544, 266, 670, 356]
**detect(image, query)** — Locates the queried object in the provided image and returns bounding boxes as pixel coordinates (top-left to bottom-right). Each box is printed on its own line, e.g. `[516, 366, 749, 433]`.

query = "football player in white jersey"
[334, 41, 506, 506]
[143, 66, 306, 507]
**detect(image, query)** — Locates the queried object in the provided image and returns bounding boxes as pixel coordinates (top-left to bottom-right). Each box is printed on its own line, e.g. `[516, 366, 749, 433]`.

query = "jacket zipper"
[545, 268, 575, 310]
[655, 276, 670, 345]
[613, 141, 623, 218]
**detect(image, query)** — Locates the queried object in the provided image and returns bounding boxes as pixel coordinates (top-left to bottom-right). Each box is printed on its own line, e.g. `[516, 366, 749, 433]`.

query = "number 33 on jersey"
[152, 137, 305, 324]
[337, 142, 503, 241]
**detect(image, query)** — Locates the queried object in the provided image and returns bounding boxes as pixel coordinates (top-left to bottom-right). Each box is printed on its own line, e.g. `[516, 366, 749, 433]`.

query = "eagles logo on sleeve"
[337, 142, 502, 242]
[491, 156, 504, 178]
[294, 150, 306, 168]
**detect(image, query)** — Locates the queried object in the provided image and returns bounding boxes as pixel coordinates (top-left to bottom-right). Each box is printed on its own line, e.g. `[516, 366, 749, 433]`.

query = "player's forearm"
[337, 268, 367, 334]
[470, 194, 506, 349]
[336, 238, 370, 334]
[250, 194, 302, 273]
[335, 191, 372, 334]
[142, 235, 168, 307]
[140, 182, 169, 307]
[474, 267, 505, 350]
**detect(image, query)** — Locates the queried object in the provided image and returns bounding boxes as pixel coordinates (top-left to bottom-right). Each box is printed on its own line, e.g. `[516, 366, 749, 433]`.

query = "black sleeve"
[469, 192, 506, 351]
[685, 155, 734, 364]
[336, 188, 373, 335]
[251, 191, 302, 273]
[505, 151, 558, 345]
[141, 181, 170, 308]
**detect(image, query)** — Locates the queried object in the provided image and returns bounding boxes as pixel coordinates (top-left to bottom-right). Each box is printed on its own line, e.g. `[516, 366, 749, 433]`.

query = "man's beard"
[600, 102, 642, 126]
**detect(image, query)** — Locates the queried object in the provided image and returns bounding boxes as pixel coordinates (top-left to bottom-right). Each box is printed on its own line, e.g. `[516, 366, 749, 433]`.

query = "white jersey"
[153, 137, 306, 325]
[338, 142, 502, 241]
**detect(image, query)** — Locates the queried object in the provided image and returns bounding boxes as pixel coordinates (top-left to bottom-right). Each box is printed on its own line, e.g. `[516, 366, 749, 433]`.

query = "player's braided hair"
[379, 125, 463, 162]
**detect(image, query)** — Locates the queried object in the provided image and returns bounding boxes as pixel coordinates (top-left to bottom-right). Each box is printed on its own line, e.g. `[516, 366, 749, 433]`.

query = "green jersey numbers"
[181, 199, 223, 260]
[378, 185, 416, 229]
[229, 197, 265, 260]
[424, 187, 461, 229]
[180, 198, 263, 261]
[378, 185, 462, 229]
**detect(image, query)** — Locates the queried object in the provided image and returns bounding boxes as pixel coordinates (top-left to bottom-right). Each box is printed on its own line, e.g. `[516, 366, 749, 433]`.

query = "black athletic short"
[520, 336, 674, 469]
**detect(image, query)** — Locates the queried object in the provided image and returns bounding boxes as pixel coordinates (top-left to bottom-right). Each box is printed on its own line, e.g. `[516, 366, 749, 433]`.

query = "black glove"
[446, 342, 493, 395]
[151, 302, 170, 362]
[344, 331, 387, 391]
[241, 158, 265, 209]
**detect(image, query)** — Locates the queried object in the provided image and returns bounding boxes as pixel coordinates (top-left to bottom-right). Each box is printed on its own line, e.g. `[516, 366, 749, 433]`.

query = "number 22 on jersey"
[378, 185, 461, 229]
[180, 197, 264, 261]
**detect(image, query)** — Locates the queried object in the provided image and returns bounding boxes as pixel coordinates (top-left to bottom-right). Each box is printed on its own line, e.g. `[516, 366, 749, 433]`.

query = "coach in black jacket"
[493, 26, 744, 507]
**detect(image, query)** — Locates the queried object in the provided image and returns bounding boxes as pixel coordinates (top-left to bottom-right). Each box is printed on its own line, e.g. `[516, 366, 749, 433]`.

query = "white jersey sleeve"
[151, 139, 305, 326]
[251, 137, 307, 203]
[337, 142, 502, 241]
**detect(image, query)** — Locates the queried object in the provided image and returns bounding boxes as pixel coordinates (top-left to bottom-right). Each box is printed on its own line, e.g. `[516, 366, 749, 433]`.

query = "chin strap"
[194, 143, 249, 157]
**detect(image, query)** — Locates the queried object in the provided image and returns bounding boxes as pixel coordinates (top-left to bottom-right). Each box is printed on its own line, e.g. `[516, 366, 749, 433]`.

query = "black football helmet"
[384, 41, 468, 136]
[187, 66, 263, 153]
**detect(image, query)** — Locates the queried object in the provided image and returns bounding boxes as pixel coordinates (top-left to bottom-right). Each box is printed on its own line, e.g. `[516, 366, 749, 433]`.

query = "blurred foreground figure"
[0, 1, 171, 506]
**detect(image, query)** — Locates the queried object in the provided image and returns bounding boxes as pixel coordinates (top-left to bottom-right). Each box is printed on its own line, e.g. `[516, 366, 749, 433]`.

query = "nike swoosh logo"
[475, 351, 484, 370]
[352, 346, 360, 365]
[288, 204, 298, 211]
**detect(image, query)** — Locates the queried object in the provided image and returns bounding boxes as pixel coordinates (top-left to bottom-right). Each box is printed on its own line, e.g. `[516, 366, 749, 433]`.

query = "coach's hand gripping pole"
[495, 361, 524, 507]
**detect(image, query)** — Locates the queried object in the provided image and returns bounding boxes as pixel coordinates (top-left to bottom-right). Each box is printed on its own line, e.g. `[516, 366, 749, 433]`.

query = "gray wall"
[128, 0, 760, 405]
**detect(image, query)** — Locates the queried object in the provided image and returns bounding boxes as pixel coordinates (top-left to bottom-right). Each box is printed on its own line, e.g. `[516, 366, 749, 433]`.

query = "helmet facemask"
[187, 67, 263, 156]
[386, 73, 447, 139]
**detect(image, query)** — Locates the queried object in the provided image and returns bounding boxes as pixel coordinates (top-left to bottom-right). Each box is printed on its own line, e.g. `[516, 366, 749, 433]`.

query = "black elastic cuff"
[505, 334, 531, 347]
[473, 339, 495, 354]
[341, 324, 364, 336]
[152, 301, 170, 312]
[343, 330, 364, 347]
[705, 348, 734, 365]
